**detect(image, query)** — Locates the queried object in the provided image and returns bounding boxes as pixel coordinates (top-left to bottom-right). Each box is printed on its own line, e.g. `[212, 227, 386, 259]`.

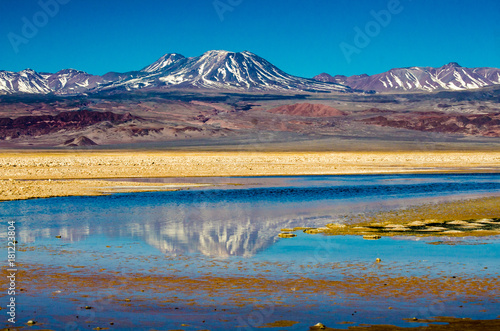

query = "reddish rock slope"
[268, 103, 346, 117]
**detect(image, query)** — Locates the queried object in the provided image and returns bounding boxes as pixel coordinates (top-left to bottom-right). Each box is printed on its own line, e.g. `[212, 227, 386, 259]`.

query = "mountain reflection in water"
[3, 174, 500, 258]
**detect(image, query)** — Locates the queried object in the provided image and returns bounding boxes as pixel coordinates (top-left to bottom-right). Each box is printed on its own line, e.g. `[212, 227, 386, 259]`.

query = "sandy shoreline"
[1, 150, 500, 179]
[0, 179, 211, 201]
[1, 150, 499, 201]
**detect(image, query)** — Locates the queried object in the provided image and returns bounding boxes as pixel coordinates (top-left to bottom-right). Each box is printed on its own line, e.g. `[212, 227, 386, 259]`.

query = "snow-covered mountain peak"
[141, 53, 186, 73]
[20, 69, 37, 76]
[195, 50, 246, 66]
[314, 63, 500, 92]
[201, 49, 233, 56]
[141, 50, 351, 92]
[0, 69, 51, 94]
[55, 68, 85, 75]
[198, 50, 267, 64]
[444, 62, 461, 68]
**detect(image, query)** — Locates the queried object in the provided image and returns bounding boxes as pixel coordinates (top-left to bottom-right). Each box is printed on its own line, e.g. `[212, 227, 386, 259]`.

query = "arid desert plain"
[1, 89, 500, 331]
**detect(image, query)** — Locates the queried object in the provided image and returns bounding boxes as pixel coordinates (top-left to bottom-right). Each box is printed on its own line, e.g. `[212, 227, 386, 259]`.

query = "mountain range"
[314, 63, 500, 93]
[0, 50, 350, 95]
[1, 51, 499, 95]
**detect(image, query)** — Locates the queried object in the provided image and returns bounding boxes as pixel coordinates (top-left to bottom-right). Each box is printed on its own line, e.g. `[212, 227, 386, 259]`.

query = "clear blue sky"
[0, 0, 498, 77]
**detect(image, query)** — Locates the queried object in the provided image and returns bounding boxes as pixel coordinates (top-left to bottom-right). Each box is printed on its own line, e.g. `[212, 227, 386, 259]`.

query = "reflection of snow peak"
[142, 217, 283, 258]
[130, 200, 339, 257]
[13, 174, 500, 259]
[15, 196, 338, 258]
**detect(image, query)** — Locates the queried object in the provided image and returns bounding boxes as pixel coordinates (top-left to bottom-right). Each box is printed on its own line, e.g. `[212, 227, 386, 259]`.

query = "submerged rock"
[476, 219, 496, 224]
[460, 224, 485, 229]
[418, 226, 448, 232]
[447, 220, 470, 225]
[407, 221, 427, 227]
[389, 227, 411, 232]
[363, 235, 381, 240]
[326, 223, 346, 228]
[279, 233, 297, 238]
[423, 219, 446, 225]
[304, 228, 322, 234]
[384, 224, 409, 230]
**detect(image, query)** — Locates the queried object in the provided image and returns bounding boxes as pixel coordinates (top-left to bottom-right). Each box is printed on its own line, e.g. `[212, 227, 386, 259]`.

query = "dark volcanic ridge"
[0, 109, 137, 140]
[362, 112, 500, 137]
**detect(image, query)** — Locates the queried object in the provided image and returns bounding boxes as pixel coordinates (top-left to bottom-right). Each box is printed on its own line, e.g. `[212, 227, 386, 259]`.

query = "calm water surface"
[1, 174, 500, 330]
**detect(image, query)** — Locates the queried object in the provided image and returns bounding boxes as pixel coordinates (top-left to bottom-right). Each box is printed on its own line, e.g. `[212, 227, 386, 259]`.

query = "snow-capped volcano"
[314, 63, 500, 92]
[181, 50, 349, 91]
[110, 50, 351, 92]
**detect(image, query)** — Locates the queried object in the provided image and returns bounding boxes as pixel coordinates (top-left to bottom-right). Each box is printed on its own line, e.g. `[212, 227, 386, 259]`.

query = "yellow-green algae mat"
[279, 218, 500, 239]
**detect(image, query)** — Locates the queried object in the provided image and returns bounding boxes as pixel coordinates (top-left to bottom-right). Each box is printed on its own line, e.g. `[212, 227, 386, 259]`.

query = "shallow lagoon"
[2, 174, 500, 330]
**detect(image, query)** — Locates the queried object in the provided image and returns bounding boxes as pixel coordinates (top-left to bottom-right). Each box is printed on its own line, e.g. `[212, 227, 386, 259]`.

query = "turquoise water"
[1, 174, 500, 330]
